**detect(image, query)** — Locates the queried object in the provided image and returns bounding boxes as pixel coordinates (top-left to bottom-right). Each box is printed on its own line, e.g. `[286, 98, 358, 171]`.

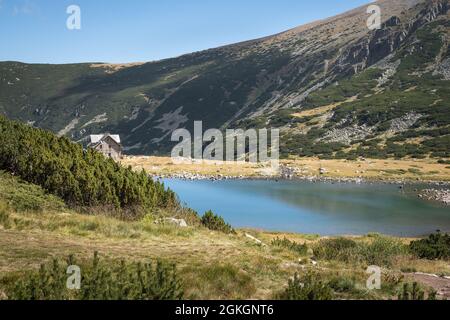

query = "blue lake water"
[163, 179, 450, 237]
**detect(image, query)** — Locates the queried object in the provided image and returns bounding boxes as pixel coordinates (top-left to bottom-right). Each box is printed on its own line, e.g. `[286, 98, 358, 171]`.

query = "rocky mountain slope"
[0, 0, 448, 159]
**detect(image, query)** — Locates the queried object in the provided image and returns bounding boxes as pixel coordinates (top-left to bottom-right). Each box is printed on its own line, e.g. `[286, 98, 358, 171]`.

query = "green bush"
[409, 232, 450, 260]
[313, 238, 358, 262]
[201, 210, 234, 234]
[183, 264, 255, 299]
[0, 171, 66, 213]
[314, 236, 407, 266]
[6, 252, 183, 300]
[327, 276, 357, 294]
[0, 116, 177, 218]
[397, 282, 437, 300]
[278, 273, 334, 300]
[0, 200, 11, 229]
[271, 237, 308, 255]
[359, 236, 407, 266]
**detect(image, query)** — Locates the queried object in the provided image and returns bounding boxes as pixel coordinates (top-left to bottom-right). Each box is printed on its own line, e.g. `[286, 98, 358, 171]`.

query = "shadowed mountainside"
[0, 0, 448, 159]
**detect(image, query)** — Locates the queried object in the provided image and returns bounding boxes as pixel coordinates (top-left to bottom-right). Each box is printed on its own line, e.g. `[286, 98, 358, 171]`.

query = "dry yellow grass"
[1, 208, 449, 300]
[0, 210, 309, 299]
[291, 96, 358, 119]
[90, 62, 145, 73]
[1, 170, 449, 300]
[122, 156, 450, 182]
[283, 157, 450, 182]
[121, 156, 267, 178]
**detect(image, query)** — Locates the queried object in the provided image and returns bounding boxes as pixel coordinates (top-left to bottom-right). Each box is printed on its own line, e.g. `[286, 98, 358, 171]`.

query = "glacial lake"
[163, 179, 450, 237]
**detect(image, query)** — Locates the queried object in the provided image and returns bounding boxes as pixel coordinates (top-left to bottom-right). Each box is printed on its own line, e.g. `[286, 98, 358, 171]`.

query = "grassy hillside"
[0, 115, 176, 218]
[1, 0, 449, 302]
[247, 17, 450, 160]
[0, 0, 448, 160]
[122, 156, 450, 182]
[276, 19, 450, 160]
[1, 171, 449, 300]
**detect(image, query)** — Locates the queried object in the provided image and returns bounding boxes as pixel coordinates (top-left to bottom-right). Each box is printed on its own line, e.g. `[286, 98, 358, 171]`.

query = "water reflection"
[164, 179, 450, 236]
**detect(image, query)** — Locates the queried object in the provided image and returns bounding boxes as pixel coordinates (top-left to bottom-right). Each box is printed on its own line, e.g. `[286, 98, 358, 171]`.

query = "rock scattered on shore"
[418, 189, 450, 205]
[155, 172, 244, 181]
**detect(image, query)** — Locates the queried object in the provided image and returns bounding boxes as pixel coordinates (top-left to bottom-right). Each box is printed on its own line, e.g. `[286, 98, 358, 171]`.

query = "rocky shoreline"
[154, 170, 450, 186]
[418, 189, 450, 206]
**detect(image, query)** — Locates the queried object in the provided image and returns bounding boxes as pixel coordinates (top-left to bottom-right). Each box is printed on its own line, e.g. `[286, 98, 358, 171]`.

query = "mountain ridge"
[0, 0, 448, 159]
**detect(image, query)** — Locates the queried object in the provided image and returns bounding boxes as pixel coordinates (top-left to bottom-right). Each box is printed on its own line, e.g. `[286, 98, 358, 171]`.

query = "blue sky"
[0, 0, 371, 64]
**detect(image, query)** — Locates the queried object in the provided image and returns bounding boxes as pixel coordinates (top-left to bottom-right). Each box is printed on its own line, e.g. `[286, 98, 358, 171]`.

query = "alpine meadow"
[0, 0, 450, 307]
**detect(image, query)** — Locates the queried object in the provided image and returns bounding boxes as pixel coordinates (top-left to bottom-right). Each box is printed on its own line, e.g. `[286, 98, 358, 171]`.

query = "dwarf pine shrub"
[278, 273, 334, 300]
[7, 252, 183, 300]
[271, 237, 308, 255]
[0, 116, 177, 217]
[0, 200, 11, 229]
[398, 282, 437, 300]
[359, 236, 407, 266]
[327, 276, 357, 294]
[201, 210, 234, 234]
[409, 232, 450, 260]
[313, 236, 407, 266]
[9, 258, 70, 300]
[313, 238, 358, 262]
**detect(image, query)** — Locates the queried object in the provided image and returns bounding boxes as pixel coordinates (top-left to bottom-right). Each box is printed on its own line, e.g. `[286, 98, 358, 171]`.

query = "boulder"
[164, 218, 188, 228]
